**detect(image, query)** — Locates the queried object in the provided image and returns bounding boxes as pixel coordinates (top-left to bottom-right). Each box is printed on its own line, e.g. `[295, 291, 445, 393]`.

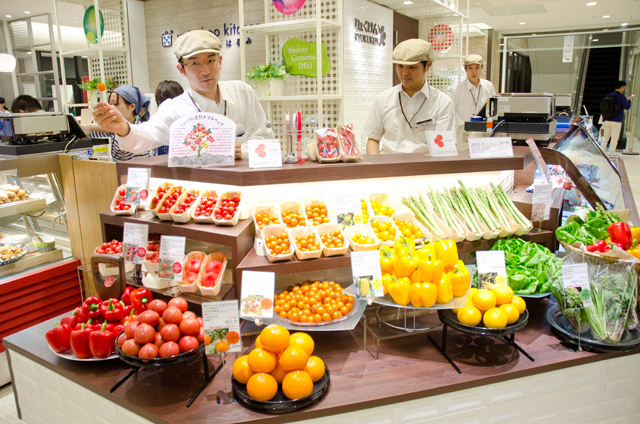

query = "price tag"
[532, 183, 552, 222]
[561, 263, 592, 308]
[476, 250, 508, 290]
[125, 168, 150, 206]
[468, 137, 514, 159]
[158, 235, 186, 282]
[427, 130, 458, 157]
[350, 250, 383, 298]
[335, 193, 363, 228]
[168, 113, 236, 168]
[202, 300, 242, 354]
[524, 138, 551, 183]
[122, 222, 148, 264]
[240, 271, 275, 318]
[248, 139, 282, 168]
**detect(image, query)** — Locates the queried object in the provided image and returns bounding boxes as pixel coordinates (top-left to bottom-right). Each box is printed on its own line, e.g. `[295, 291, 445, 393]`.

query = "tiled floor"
[0, 134, 639, 424]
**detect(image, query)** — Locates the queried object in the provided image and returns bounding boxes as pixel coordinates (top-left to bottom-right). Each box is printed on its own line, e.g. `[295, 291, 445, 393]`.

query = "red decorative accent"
[172, 262, 182, 274]
[427, 24, 454, 53]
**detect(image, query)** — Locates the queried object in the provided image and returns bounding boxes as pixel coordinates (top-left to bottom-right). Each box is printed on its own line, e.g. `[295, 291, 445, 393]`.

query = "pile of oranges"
[282, 209, 307, 228]
[305, 202, 330, 226]
[274, 280, 355, 323]
[455, 285, 526, 329]
[265, 231, 291, 256]
[254, 213, 280, 230]
[232, 325, 326, 401]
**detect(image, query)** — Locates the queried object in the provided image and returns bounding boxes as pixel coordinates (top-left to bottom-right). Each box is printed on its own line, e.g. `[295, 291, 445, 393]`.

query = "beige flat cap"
[391, 39, 432, 65]
[464, 54, 484, 66]
[174, 30, 221, 60]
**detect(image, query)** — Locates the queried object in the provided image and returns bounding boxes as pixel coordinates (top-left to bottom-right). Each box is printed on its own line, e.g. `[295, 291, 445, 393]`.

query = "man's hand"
[235, 141, 242, 160]
[92, 102, 131, 137]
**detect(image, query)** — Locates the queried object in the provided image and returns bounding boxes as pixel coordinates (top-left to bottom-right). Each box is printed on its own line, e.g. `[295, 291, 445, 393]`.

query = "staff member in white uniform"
[449, 54, 496, 150]
[364, 39, 455, 155]
[93, 30, 272, 159]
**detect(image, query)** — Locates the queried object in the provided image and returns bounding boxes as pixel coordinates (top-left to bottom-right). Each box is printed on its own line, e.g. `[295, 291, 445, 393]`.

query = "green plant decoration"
[245, 62, 287, 93]
[77, 77, 116, 102]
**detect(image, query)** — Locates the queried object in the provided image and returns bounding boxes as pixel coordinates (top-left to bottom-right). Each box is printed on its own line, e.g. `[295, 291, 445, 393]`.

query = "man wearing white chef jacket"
[93, 30, 273, 159]
[449, 54, 496, 151]
[364, 39, 455, 154]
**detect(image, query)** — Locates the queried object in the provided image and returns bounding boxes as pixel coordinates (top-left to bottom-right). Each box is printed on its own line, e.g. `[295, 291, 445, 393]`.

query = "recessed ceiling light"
[586, 2, 597, 6]
[519, 22, 526, 25]
[27, 51, 31, 54]
[5, 15, 11, 18]
[621, 22, 628, 26]
[24, 11, 30, 14]
[403, 0, 413, 4]
[603, 15, 610, 18]
[593, 38, 599, 41]
[603, 28, 609, 31]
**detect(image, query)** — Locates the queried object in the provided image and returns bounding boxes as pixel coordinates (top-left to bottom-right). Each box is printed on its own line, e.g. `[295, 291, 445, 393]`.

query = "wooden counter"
[4, 299, 640, 424]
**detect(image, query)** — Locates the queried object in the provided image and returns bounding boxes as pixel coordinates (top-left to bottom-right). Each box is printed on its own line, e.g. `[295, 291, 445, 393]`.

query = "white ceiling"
[0, 0, 638, 34]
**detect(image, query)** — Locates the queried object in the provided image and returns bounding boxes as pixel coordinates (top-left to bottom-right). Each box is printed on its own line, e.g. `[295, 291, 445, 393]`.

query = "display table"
[4, 299, 640, 424]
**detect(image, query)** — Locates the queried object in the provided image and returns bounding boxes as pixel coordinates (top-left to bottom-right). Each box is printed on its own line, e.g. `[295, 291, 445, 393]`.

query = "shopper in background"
[0, 97, 9, 112]
[93, 30, 272, 159]
[11, 95, 43, 113]
[449, 54, 496, 151]
[600, 80, 634, 156]
[155, 80, 184, 107]
[364, 39, 455, 155]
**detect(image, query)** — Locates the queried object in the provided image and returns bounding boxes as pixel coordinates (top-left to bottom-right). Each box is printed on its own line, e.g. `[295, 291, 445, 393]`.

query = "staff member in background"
[364, 39, 455, 155]
[155, 80, 184, 107]
[93, 30, 272, 159]
[0, 97, 9, 113]
[449, 54, 496, 151]
[11, 95, 43, 113]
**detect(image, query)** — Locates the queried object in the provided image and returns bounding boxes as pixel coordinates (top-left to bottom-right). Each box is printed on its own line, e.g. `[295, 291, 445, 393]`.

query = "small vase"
[254, 79, 284, 98]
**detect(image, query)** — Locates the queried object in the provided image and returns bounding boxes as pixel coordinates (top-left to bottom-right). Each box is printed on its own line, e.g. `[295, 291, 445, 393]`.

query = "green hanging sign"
[282, 39, 331, 78]
[83, 6, 105, 44]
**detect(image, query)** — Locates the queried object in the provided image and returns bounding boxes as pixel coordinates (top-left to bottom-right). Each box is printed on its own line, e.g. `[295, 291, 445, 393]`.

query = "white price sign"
[122, 222, 148, 264]
[240, 271, 275, 318]
[202, 300, 242, 354]
[158, 235, 186, 281]
[561, 263, 592, 308]
[532, 183, 552, 222]
[350, 250, 383, 298]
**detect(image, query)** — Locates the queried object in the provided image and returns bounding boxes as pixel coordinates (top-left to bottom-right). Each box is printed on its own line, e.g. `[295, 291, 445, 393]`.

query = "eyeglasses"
[181, 57, 219, 70]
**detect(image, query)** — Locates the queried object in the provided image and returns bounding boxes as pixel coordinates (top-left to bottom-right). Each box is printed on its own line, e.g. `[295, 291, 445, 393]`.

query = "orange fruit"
[499, 304, 520, 325]
[289, 332, 314, 356]
[96, 82, 107, 92]
[511, 296, 527, 314]
[271, 363, 288, 384]
[215, 340, 229, 353]
[282, 370, 314, 400]
[204, 335, 212, 346]
[483, 307, 508, 329]
[232, 355, 254, 384]
[247, 348, 277, 373]
[278, 345, 309, 372]
[472, 289, 497, 312]
[457, 305, 482, 327]
[254, 335, 263, 349]
[260, 324, 290, 353]
[304, 356, 325, 382]
[246, 373, 278, 401]
[491, 284, 514, 306]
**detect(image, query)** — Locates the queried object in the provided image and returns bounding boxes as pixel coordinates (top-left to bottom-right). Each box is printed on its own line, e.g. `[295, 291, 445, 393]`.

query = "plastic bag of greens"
[547, 251, 589, 333]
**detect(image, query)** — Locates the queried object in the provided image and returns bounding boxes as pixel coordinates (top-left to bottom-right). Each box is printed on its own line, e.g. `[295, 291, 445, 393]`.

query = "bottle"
[486, 118, 494, 134]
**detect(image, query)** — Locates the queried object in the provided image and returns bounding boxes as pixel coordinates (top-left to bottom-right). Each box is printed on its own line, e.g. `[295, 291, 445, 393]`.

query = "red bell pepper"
[130, 288, 152, 313]
[89, 321, 115, 358]
[120, 309, 137, 325]
[121, 286, 134, 306]
[73, 307, 88, 324]
[81, 296, 103, 319]
[45, 322, 72, 353]
[608, 222, 632, 250]
[70, 323, 93, 359]
[100, 299, 126, 322]
[586, 240, 610, 253]
[60, 312, 77, 329]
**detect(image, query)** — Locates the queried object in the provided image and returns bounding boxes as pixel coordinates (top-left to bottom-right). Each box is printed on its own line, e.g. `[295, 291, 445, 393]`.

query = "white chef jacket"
[364, 82, 455, 154]
[116, 80, 273, 155]
[449, 78, 496, 127]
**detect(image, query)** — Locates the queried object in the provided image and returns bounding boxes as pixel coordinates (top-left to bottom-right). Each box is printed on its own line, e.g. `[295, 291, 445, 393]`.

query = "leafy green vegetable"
[490, 238, 561, 294]
[555, 204, 621, 246]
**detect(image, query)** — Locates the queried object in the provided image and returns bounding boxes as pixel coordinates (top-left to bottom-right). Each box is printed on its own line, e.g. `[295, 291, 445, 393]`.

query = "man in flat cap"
[364, 39, 455, 154]
[449, 54, 496, 150]
[93, 30, 272, 159]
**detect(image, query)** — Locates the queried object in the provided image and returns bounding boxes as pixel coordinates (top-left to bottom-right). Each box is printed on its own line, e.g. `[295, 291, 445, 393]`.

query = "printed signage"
[272, 0, 306, 15]
[282, 39, 331, 78]
[532, 183, 552, 222]
[468, 137, 514, 159]
[202, 300, 242, 354]
[335, 193, 363, 228]
[561, 263, 592, 308]
[427, 130, 458, 157]
[240, 271, 275, 318]
[158, 235, 186, 282]
[476, 250, 508, 290]
[248, 139, 283, 168]
[122, 223, 148, 265]
[350, 250, 383, 299]
[168, 113, 236, 168]
[353, 18, 386, 46]
[126, 168, 150, 206]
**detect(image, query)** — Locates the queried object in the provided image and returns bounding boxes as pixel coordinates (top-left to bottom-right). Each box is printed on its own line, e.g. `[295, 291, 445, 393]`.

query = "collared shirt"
[88, 117, 151, 162]
[116, 80, 273, 155]
[364, 82, 455, 154]
[449, 78, 496, 127]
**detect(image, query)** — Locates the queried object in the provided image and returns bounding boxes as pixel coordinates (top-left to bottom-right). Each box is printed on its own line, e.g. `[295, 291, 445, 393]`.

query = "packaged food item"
[337, 124, 361, 161]
[314, 128, 340, 162]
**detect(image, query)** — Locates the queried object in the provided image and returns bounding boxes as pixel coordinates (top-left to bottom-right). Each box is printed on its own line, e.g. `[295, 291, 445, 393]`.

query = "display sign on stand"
[248, 139, 283, 169]
[532, 183, 553, 224]
[122, 222, 148, 264]
[561, 263, 592, 308]
[335, 193, 362, 228]
[476, 250, 508, 289]
[168, 113, 236, 168]
[427, 131, 457, 157]
[350, 250, 383, 299]
[524, 138, 551, 183]
[125, 168, 150, 206]
[202, 300, 242, 354]
[240, 271, 275, 318]
[158, 235, 186, 282]
[468, 137, 514, 159]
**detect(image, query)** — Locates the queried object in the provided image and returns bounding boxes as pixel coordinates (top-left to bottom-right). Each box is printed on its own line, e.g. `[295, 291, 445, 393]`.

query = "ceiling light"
[519, 22, 526, 25]
[603, 28, 609, 31]
[586, 2, 597, 5]
[5, 15, 11, 18]
[593, 38, 599, 41]
[24, 11, 30, 14]
[621, 22, 628, 26]
[26, 51, 31, 55]
[403, 0, 413, 4]
[0, 54, 17, 72]
[603, 15, 610, 18]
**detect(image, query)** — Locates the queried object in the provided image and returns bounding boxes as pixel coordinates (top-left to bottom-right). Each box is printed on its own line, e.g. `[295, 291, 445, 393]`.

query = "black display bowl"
[115, 332, 205, 367]
[232, 367, 330, 414]
[438, 308, 529, 337]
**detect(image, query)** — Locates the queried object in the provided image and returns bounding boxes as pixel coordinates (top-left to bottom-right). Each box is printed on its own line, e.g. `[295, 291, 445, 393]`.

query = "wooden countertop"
[3, 299, 639, 424]
[115, 148, 534, 187]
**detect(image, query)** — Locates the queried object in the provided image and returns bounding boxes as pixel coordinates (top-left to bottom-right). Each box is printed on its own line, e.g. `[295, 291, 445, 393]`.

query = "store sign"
[272, 0, 306, 15]
[83, 6, 104, 44]
[166, 26, 252, 50]
[282, 39, 331, 78]
[353, 18, 386, 46]
[168, 113, 236, 168]
[563, 35, 574, 63]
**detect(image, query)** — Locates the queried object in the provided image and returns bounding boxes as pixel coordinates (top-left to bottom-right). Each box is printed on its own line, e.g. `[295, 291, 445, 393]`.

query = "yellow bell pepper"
[431, 259, 444, 284]
[436, 272, 453, 304]
[454, 259, 466, 270]
[631, 227, 640, 245]
[413, 260, 433, 283]
[379, 247, 396, 274]
[393, 236, 415, 258]
[408, 282, 437, 307]
[382, 273, 395, 295]
[626, 245, 640, 260]
[388, 276, 411, 306]
[415, 242, 436, 262]
[450, 267, 471, 297]
[395, 253, 418, 278]
[435, 239, 458, 271]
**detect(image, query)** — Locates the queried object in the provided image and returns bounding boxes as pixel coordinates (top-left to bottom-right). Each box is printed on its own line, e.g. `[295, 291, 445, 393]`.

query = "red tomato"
[201, 272, 218, 287]
[205, 260, 223, 274]
[121, 339, 141, 357]
[160, 324, 181, 342]
[139, 343, 159, 360]
[117, 333, 127, 348]
[178, 336, 199, 353]
[197, 327, 205, 344]
[154, 332, 164, 349]
[162, 306, 183, 325]
[148, 299, 168, 316]
[186, 259, 202, 274]
[133, 323, 156, 345]
[156, 317, 166, 333]
[197, 317, 204, 328]
[159, 341, 180, 358]
[123, 321, 139, 339]
[182, 311, 197, 320]
[168, 297, 188, 313]
[183, 271, 198, 285]
[137, 310, 160, 327]
[179, 318, 200, 336]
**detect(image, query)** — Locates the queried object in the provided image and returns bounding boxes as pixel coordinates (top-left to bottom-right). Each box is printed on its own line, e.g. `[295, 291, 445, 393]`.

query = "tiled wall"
[9, 349, 640, 424]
